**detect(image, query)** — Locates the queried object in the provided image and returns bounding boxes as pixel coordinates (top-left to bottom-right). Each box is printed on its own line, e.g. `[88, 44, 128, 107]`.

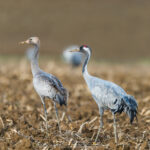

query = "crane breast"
[33, 77, 57, 98]
[91, 85, 124, 109]
[91, 86, 110, 106]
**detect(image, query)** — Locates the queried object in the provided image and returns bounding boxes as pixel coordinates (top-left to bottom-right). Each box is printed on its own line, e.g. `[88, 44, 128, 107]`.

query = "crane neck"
[31, 44, 41, 76]
[82, 52, 90, 77]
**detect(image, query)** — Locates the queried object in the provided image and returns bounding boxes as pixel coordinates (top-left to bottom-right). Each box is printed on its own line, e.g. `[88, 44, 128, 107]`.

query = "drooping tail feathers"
[122, 95, 138, 124]
[55, 88, 69, 106]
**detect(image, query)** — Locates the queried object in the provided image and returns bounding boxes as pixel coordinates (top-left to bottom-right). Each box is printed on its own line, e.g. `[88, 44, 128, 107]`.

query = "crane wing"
[51, 75, 67, 94]
[36, 73, 66, 95]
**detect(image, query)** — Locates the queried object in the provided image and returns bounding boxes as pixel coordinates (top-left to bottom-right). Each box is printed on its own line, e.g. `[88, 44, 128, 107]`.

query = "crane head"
[69, 45, 91, 55]
[79, 45, 91, 53]
[19, 37, 40, 46]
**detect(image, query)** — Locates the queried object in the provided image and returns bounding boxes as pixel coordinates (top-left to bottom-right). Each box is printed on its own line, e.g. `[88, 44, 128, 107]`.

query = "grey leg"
[95, 107, 104, 142]
[40, 96, 48, 130]
[53, 101, 61, 133]
[113, 113, 118, 144]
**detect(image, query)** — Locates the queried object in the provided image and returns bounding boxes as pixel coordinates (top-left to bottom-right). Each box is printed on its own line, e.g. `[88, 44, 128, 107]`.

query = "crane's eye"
[29, 39, 32, 41]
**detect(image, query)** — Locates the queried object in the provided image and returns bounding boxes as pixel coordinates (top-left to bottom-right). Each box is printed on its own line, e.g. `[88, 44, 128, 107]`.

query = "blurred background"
[0, 0, 150, 62]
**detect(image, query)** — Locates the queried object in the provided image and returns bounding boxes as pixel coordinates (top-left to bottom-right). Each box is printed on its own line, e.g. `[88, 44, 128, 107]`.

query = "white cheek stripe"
[84, 47, 91, 55]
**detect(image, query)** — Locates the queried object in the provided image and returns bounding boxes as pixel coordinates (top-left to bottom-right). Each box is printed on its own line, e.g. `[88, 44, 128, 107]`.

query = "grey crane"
[63, 45, 82, 67]
[20, 37, 68, 132]
[70, 45, 138, 143]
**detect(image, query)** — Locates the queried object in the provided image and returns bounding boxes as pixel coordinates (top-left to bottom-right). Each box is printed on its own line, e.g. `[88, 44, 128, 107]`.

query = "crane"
[70, 45, 138, 143]
[63, 45, 82, 67]
[20, 37, 68, 132]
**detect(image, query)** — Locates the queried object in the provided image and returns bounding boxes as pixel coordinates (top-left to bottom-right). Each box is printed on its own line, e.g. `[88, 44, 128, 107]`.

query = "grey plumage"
[26, 48, 35, 61]
[63, 45, 82, 67]
[33, 72, 68, 106]
[20, 37, 68, 131]
[70, 45, 138, 143]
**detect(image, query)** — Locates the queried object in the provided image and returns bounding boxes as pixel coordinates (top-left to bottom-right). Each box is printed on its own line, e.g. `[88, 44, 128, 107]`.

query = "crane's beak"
[19, 40, 29, 45]
[69, 48, 80, 52]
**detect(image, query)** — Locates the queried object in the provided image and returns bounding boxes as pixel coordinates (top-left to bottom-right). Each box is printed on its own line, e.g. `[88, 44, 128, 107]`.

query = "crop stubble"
[0, 60, 150, 149]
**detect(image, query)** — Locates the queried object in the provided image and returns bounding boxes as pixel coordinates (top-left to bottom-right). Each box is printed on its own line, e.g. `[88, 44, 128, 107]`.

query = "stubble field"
[0, 59, 150, 150]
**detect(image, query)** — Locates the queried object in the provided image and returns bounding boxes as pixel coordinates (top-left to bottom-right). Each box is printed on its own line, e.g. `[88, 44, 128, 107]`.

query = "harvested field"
[0, 59, 150, 149]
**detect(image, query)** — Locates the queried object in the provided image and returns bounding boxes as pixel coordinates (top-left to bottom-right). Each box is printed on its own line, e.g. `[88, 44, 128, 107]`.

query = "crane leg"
[53, 101, 61, 133]
[40, 96, 48, 130]
[113, 113, 118, 144]
[95, 108, 104, 142]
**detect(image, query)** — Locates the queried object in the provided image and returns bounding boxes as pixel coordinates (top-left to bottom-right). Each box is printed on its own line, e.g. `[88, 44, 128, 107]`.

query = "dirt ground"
[0, 60, 150, 150]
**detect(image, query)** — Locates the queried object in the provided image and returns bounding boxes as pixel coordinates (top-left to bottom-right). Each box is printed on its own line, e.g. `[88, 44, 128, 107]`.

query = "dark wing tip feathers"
[123, 95, 138, 124]
[51, 75, 68, 106]
[57, 88, 68, 106]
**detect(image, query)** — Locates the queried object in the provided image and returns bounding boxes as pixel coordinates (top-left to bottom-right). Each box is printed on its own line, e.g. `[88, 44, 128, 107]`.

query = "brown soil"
[0, 60, 150, 149]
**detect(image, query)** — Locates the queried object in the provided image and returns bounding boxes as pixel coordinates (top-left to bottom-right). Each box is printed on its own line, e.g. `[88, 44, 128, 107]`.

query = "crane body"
[20, 37, 68, 131]
[70, 45, 138, 143]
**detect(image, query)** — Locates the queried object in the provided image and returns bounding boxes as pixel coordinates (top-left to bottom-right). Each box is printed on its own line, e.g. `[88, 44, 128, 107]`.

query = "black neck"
[82, 53, 90, 73]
